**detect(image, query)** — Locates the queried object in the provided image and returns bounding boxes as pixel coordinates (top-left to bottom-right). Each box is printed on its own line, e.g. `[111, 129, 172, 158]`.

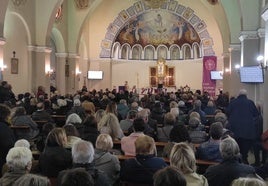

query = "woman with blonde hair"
[81, 100, 95, 116]
[39, 128, 72, 178]
[170, 142, 208, 186]
[94, 134, 120, 184]
[98, 113, 124, 140]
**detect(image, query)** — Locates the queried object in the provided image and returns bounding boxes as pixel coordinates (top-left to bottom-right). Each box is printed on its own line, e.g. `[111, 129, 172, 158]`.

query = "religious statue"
[157, 58, 166, 78]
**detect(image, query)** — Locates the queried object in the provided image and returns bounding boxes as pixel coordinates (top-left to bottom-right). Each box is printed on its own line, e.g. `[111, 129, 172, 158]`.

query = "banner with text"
[202, 56, 217, 96]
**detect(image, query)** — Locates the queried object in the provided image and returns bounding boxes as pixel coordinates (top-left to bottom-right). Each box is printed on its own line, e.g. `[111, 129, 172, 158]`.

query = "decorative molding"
[12, 0, 27, 7]
[239, 31, 258, 41]
[55, 53, 68, 58]
[229, 44, 241, 51]
[74, 0, 95, 9]
[27, 46, 52, 53]
[222, 52, 230, 58]
[258, 28, 265, 38]
[0, 37, 6, 45]
[262, 7, 268, 21]
[68, 53, 80, 59]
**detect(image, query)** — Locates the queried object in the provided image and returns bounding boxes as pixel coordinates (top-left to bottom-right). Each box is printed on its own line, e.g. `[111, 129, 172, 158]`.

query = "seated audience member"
[214, 112, 228, 128]
[98, 113, 124, 140]
[80, 115, 100, 147]
[188, 117, 207, 144]
[0, 104, 15, 177]
[39, 128, 72, 178]
[157, 112, 176, 142]
[170, 142, 208, 186]
[36, 122, 55, 152]
[13, 173, 50, 186]
[53, 98, 69, 115]
[151, 102, 166, 124]
[81, 100, 96, 117]
[94, 134, 120, 184]
[63, 124, 81, 149]
[196, 122, 224, 162]
[120, 135, 167, 185]
[117, 99, 129, 120]
[60, 168, 94, 186]
[31, 102, 53, 122]
[188, 99, 207, 124]
[204, 136, 256, 186]
[119, 110, 137, 131]
[128, 109, 157, 140]
[153, 166, 186, 186]
[67, 99, 87, 121]
[25, 97, 38, 115]
[162, 124, 192, 158]
[58, 140, 110, 186]
[121, 118, 145, 156]
[11, 106, 39, 140]
[143, 108, 158, 133]
[95, 109, 105, 123]
[204, 100, 216, 115]
[231, 177, 266, 186]
[0, 147, 32, 186]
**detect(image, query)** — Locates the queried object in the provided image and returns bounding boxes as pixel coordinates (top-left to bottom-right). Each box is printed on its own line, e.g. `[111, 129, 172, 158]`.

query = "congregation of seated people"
[0, 82, 268, 185]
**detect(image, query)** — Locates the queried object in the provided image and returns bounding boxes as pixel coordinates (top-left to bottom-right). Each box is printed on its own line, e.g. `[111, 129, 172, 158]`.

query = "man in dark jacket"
[58, 140, 110, 186]
[226, 89, 259, 164]
[204, 137, 256, 186]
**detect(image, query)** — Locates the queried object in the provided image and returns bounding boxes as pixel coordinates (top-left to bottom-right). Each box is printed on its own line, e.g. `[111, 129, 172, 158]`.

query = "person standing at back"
[226, 89, 259, 164]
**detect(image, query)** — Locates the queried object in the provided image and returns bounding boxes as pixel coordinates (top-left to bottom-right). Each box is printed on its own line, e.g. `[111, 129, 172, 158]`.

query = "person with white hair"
[0, 147, 32, 186]
[204, 136, 256, 186]
[14, 139, 30, 149]
[226, 89, 259, 164]
[58, 140, 110, 186]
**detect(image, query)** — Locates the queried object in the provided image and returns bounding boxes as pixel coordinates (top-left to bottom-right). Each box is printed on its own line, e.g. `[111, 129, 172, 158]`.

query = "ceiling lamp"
[142, 0, 168, 9]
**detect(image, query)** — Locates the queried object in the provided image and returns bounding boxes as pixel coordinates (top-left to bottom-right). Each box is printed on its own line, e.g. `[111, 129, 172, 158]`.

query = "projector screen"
[87, 71, 103, 80]
[240, 66, 263, 83]
[210, 71, 223, 80]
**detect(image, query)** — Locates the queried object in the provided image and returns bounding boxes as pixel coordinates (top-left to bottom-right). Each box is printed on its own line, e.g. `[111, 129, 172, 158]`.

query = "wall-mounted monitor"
[210, 71, 223, 80]
[239, 66, 263, 83]
[87, 71, 103, 80]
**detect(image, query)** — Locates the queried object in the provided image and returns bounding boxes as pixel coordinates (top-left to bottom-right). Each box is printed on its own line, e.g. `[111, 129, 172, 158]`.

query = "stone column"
[55, 53, 68, 95]
[261, 9, 268, 130]
[28, 46, 52, 95]
[228, 45, 241, 98]
[0, 37, 6, 80]
[66, 53, 80, 94]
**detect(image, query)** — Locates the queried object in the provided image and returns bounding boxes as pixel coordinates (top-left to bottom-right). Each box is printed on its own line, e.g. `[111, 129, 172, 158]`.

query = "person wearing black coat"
[0, 104, 15, 177]
[204, 137, 256, 186]
[226, 89, 259, 164]
[39, 128, 72, 178]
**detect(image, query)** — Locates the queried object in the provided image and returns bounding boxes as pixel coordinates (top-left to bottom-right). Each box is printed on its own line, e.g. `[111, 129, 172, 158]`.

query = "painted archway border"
[100, 0, 215, 58]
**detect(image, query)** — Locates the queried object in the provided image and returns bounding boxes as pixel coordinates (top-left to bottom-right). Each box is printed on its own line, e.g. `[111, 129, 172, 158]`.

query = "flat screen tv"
[239, 66, 263, 83]
[210, 71, 223, 80]
[87, 71, 103, 80]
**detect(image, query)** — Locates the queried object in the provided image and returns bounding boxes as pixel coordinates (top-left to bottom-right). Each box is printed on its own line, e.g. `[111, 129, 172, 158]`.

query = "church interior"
[1, 0, 268, 129]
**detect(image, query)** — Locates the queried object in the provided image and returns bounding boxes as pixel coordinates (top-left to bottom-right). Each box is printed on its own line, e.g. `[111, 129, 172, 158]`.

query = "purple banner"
[202, 56, 217, 96]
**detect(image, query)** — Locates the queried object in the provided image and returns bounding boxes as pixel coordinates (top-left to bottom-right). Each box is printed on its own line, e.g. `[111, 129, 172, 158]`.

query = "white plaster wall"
[3, 12, 30, 95]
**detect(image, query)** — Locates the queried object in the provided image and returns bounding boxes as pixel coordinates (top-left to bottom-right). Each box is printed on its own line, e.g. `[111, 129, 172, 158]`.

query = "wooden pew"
[10, 125, 30, 139]
[51, 115, 66, 127]
[116, 154, 218, 166]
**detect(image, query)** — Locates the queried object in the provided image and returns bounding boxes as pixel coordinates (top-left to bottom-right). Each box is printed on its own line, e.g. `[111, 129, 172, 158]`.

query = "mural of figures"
[115, 11, 201, 48]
